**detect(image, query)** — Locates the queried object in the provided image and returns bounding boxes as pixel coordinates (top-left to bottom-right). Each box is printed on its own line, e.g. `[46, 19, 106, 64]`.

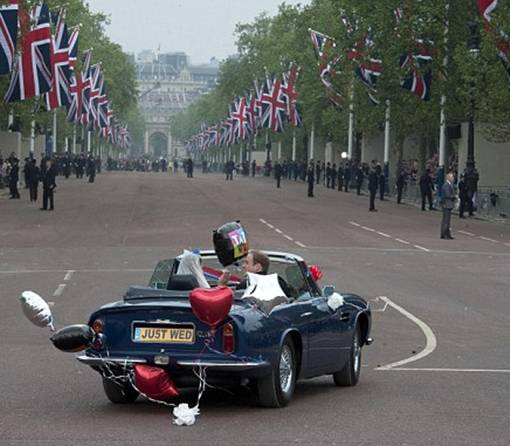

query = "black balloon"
[50, 324, 95, 353]
[213, 221, 249, 267]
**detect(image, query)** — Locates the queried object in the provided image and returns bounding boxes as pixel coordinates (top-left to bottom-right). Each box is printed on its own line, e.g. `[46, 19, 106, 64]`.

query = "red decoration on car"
[134, 364, 179, 400]
[309, 265, 323, 282]
[189, 287, 234, 329]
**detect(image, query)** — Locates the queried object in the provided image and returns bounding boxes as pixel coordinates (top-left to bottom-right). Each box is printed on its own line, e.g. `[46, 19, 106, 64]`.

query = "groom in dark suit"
[440, 172, 456, 240]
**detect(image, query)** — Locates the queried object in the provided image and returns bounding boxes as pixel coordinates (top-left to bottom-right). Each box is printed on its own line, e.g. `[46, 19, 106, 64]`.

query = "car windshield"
[148, 252, 313, 299]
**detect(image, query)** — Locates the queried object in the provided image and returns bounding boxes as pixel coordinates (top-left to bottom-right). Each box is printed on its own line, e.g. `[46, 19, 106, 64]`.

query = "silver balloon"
[20, 291, 55, 331]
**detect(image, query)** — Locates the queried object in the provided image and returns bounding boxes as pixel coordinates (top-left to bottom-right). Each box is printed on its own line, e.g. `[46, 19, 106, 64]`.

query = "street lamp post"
[466, 22, 480, 170]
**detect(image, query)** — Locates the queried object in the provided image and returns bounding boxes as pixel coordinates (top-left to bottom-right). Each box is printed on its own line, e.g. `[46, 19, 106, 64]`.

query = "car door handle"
[339, 312, 350, 321]
[300, 312, 313, 318]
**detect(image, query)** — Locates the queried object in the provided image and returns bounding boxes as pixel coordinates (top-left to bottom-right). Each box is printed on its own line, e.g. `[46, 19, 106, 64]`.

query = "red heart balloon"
[189, 287, 234, 329]
[134, 364, 179, 400]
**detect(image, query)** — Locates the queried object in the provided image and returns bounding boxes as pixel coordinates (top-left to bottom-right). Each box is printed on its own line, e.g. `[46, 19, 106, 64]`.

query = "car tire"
[257, 337, 297, 408]
[333, 324, 362, 387]
[102, 377, 139, 404]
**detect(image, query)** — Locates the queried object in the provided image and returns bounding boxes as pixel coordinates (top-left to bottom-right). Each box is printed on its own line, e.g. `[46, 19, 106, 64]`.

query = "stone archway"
[149, 131, 168, 158]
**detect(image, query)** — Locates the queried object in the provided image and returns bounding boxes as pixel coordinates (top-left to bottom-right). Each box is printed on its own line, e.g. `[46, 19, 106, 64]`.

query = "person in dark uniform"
[464, 166, 479, 217]
[27, 159, 40, 202]
[307, 162, 315, 197]
[86, 155, 96, 183]
[337, 163, 344, 191]
[396, 169, 406, 204]
[62, 154, 71, 179]
[8, 157, 20, 199]
[379, 166, 386, 201]
[315, 160, 321, 185]
[23, 157, 30, 189]
[40, 158, 56, 211]
[458, 174, 468, 219]
[251, 160, 256, 177]
[325, 162, 332, 188]
[186, 158, 194, 178]
[419, 169, 434, 211]
[368, 165, 378, 211]
[440, 172, 456, 239]
[356, 164, 364, 195]
[225, 159, 234, 180]
[274, 161, 282, 188]
[344, 162, 351, 192]
[330, 163, 337, 190]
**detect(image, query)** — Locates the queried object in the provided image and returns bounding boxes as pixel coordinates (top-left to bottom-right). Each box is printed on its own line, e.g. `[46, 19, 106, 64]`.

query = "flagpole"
[87, 130, 91, 153]
[310, 123, 315, 160]
[347, 86, 354, 160]
[439, 3, 450, 172]
[277, 141, 282, 160]
[292, 129, 297, 161]
[52, 110, 57, 154]
[72, 125, 77, 154]
[384, 100, 391, 165]
[30, 120, 35, 154]
[8, 110, 13, 131]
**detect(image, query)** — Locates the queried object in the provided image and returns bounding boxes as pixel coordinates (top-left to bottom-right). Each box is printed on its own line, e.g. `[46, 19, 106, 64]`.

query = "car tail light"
[223, 323, 235, 354]
[92, 319, 104, 334]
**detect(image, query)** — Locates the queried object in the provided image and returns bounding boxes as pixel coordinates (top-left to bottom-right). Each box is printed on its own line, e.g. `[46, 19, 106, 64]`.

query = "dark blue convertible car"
[77, 250, 373, 408]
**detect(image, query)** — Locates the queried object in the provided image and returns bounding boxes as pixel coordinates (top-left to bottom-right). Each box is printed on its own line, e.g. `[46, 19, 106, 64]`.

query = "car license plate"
[133, 326, 195, 344]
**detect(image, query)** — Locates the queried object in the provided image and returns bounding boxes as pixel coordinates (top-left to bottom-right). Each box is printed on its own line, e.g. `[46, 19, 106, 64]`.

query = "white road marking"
[479, 236, 497, 243]
[381, 367, 510, 374]
[283, 235, 293, 241]
[295, 241, 307, 248]
[505, 243, 510, 248]
[376, 231, 391, 238]
[395, 238, 410, 245]
[275, 228, 283, 234]
[53, 284, 66, 297]
[458, 230, 475, 237]
[259, 219, 267, 224]
[375, 296, 437, 370]
[64, 270, 75, 281]
[372, 302, 389, 313]
[349, 221, 361, 227]
[266, 223, 274, 229]
[361, 226, 375, 232]
[413, 244, 430, 252]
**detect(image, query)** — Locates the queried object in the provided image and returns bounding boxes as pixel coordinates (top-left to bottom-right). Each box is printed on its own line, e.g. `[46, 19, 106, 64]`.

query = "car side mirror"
[322, 285, 335, 297]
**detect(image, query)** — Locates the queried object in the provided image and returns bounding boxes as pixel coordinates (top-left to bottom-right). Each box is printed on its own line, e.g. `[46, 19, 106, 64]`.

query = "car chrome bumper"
[176, 360, 270, 371]
[77, 355, 269, 371]
[76, 354, 147, 366]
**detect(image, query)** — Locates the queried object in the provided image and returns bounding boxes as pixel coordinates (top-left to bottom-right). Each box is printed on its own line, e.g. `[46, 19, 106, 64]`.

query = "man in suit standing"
[440, 172, 456, 239]
[368, 165, 378, 212]
[419, 169, 435, 211]
[307, 162, 315, 197]
[396, 169, 406, 204]
[274, 161, 282, 188]
[41, 158, 57, 211]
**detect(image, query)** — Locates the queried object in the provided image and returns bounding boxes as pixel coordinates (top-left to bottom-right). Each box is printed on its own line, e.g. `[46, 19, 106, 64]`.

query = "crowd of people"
[0, 151, 100, 210]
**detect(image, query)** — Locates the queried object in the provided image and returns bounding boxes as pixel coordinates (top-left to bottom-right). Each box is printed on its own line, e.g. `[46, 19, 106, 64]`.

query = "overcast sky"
[86, 0, 309, 65]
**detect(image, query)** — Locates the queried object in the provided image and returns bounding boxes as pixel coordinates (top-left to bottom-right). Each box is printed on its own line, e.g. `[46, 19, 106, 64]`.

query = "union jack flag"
[394, 8, 434, 101]
[232, 96, 250, 140]
[66, 71, 83, 122]
[309, 28, 343, 107]
[479, 0, 510, 80]
[80, 49, 92, 126]
[88, 64, 103, 129]
[399, 42, 433, 101]
[260, 76, 286, 133]
[281, 63, 302, 127]
[67, 26, 79, 71]
[0, 0, 18, 75]
[246, 93, 258, 136]
[45, 9, 72, 110]
[4, 2, 52, 103]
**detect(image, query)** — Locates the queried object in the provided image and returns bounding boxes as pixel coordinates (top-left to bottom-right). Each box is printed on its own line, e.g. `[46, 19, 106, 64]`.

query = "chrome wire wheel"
[353, 329, 361, 376]
[279, 344, 294, 394]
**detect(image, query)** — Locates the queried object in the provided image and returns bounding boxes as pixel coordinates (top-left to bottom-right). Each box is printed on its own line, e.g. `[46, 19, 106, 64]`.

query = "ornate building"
[135, 51, 219, 158]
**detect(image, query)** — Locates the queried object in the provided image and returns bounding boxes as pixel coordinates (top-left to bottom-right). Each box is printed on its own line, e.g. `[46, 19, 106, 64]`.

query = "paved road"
[1, 171, 509, 445]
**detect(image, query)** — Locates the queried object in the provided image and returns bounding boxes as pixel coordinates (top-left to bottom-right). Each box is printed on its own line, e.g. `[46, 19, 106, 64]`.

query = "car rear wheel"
[333, 324, 362, 387]
[102, 377, 139, 404]
[257, 338, 296, 408]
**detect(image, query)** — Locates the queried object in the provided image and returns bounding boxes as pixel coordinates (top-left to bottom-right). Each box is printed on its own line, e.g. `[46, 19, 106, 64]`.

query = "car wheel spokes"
[279, 344, 293, 393]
